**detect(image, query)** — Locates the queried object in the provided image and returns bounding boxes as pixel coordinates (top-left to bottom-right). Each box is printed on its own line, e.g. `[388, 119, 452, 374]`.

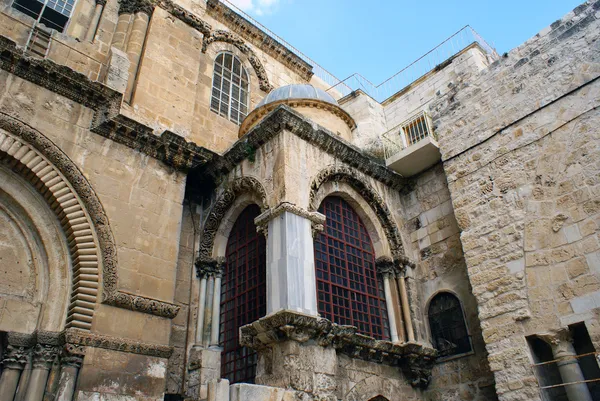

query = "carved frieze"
[202, 30, 274, 92]
[197, 177, 269, 261]
[310, 165, 406, 259]
[64, 328, 173, 358]
[157, 0, 211, 37]
[240, 311, 437, 388]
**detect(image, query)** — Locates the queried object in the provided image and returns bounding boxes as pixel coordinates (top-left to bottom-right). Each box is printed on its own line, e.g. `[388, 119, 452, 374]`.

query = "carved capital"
[254, 202, 326, 227]
[32, 344, 60, 369]
[195, 256, 225, 278]
[376, 256, 400, 278]
[400, 347, 437, 389]
[96, 0, 107, 5]
[118, 0, 155, 15]
[1, 345, 31, 370]
[61, 344, 86, 368]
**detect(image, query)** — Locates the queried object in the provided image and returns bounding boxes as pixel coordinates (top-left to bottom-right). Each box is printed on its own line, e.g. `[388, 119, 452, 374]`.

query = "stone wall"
[399, 165, 497, 400]
[430, 2, 600, 400]
[383, 45, 490, 130]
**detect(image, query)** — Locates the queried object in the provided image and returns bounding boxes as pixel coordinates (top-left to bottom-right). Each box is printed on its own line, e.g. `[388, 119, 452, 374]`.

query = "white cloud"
[225, 0, 281, 16]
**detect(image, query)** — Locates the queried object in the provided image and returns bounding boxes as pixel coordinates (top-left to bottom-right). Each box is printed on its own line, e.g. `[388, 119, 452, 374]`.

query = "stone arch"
[202, 29, 274, 93]
[198, 176, 269, 261]
[309, 165, 405, 259]
[424, 290, 473, 353]
[344, 375, 400, 401]
[0, 113, 179, 322]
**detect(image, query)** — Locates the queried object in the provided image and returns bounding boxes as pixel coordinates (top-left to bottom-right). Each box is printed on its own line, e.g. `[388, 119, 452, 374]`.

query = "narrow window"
[428, 292, 472, 357]
[211, 53, 250, 125]
[314, 196, 390, 340]
[12, 0, 76, 32]
[220, 205, 266, 384]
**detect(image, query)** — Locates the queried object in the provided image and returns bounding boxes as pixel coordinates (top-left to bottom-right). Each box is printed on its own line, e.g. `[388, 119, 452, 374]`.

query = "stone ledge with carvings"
[240, 310, 437, 389]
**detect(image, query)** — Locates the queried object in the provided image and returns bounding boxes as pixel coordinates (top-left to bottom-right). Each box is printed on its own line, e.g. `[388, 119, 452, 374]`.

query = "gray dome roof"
[257, 84, 338, 108]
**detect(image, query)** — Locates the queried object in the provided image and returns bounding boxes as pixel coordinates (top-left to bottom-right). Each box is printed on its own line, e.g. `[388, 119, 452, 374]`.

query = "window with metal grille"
[402, 113, 430, 146]
[314, 196, 390, 340]
[210, 53, 250, 125]
[428, 292, 472, 357]
[12, 0, 76, 32]
[220, 205, 266, 384]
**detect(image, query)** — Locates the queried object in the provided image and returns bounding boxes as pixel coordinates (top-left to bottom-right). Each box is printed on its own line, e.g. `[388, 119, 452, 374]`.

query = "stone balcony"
[382, 111, 441, 177]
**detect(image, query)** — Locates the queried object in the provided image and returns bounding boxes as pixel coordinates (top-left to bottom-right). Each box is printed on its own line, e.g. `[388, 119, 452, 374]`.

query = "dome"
[257, 84, 338, 108]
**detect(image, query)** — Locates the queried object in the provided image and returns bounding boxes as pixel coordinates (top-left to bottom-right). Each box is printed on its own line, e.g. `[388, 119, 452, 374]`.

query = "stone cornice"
[0, 36, 216, 172]
[157, 0, 211, 37]
[240, 310, 436, 388]
[200, 106, 408, 191]
[254, 202, 326, 227]
[205, 0, 313, 81]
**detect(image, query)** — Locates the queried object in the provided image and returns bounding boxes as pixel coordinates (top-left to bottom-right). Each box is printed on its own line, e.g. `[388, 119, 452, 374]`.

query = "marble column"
[540, 329, 593, 401]
[124, 11, 150, 101]
[376, 257, 402, 343]
[196, 275, 208, 344]
[84, 0, 106, 42]
[23, 344, 59, 401]
[55, 347, 85, 401]
[210, 274, 222, 346]
[195, 258, 225, 347]
[397, 271, 415, 342]
[0, 345, 30, 401]
[256, 203, 325, 316]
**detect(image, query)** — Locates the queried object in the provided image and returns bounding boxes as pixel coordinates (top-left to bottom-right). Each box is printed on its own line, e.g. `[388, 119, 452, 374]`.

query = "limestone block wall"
[0, 0, 118, 81]
[399, 165, 497, 401]
[430, 2, 600, 400]
[383, 45, 490, 130]
[1, 72, 187, 337]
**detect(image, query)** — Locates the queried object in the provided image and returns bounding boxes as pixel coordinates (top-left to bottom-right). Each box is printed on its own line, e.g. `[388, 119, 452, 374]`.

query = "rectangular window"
[12, 0, 75, 32]
[401, 111, 433, 146]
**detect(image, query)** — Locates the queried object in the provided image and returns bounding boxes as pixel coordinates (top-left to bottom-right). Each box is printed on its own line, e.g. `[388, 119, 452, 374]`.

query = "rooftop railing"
[221, 1, 498, 103]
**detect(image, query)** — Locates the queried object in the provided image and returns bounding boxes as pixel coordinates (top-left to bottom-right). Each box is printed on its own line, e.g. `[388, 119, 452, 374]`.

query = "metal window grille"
[314, 196, 390, 340]
[210, 53, 250, 126]
[220, 205, 266, 385]
[428, 292, 472, 357]
[12, 0, 75, 32]
[402, 112, 433, 146]
[531, 352, 600, 401]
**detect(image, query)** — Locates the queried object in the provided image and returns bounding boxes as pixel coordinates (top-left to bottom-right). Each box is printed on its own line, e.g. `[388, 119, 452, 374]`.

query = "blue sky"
[226, 0, 582, 84]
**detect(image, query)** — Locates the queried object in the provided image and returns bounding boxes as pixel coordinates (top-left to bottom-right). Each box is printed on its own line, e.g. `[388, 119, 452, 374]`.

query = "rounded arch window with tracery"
[314, 196, 390, 340]
[220, 204, 266, 384]
[210, 52, 250, 125]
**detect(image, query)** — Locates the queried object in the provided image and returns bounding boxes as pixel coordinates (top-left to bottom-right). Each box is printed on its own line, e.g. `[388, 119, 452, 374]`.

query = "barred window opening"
[210, 53, 250, 125]
[314, 196, 390, 340]
[428, 292, 472, 357]
[220, 205, 266, 384]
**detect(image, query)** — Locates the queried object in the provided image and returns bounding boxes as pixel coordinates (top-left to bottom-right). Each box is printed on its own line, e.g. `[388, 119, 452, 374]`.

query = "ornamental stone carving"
[254, 202, 326, 237]
[0, 112, 180, 320]
[197, 176, 269, 261]
[309, 165, 406, 259]
[1, 346, 31, 370]
[202, 30, 274, 92]
[118, 0, 155, 15]
[195, 256, 225, 278]
[157, 0, 211, 36]
[32, 344, 60, 369]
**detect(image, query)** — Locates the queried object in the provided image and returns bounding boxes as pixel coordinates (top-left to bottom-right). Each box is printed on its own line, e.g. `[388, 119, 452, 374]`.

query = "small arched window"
[210, 53, 250, 125]
[314, 196, 390, 340]
[220, 205, 266, 384]
[428, 292, 472, 357]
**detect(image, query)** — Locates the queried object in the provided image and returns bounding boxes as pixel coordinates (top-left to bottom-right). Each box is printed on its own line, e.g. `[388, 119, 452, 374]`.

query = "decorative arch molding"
[309, 165, 405, 260]
[202, 30, 274, 93]
[197, 176, 268, 263]
[0, 113, 180, 320]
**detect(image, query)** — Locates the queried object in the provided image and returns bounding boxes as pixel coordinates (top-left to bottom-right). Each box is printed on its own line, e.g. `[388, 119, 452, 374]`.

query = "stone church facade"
[0, 0, 598, 400]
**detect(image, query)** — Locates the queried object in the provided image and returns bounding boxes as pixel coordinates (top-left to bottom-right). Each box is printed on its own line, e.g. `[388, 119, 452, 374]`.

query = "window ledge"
[436, 350, 475, 364]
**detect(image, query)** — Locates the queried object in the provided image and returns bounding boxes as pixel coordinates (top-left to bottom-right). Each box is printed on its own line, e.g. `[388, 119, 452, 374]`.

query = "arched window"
[428, 292, 472, 357]
[210, 53, 250, 125]
[314, 196, 390, 340]
[220, 205, 266, 384]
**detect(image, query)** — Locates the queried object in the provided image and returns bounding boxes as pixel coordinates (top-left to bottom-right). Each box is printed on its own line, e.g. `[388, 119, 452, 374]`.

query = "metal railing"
[531, 351, 600, 401]
[381, 110, 435, 159]
[221, 0, 498, 103]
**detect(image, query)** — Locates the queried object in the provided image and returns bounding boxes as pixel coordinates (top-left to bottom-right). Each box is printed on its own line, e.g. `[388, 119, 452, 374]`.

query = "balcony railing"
[381, 111, 436, 160]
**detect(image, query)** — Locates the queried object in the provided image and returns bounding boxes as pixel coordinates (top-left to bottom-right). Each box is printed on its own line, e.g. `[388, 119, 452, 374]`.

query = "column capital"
[375, 256, 400, 278]
[195, 256, 225, 278]
[32, 344, 60, 370]
[255, 202, 326, 239]
[61, 344, 86, 368]
[96, 0, 107, 5]
[118, 0, 155, 15]
[1, 345, 30, 370]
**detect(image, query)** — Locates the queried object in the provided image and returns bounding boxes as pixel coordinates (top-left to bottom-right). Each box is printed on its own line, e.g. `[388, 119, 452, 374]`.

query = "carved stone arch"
[0, 113, 180, 322]
[309, 165, 405, 259]
[197, 176, 268, 262]
[202, 29, 274, 93]
[344, 375, 396, 401]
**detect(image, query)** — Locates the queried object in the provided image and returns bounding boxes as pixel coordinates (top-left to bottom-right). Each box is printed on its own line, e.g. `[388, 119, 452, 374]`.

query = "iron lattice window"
[314, 196, 390, 340]
[220, 205, 266, 384]
[428, 292, 472, 357]
[210, 53, 249, 125]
